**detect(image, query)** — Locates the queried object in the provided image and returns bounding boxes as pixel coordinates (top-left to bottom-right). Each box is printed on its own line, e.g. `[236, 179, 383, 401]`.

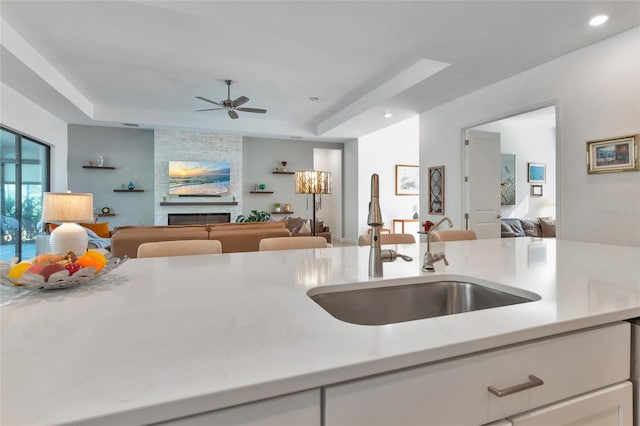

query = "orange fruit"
[76, 254, 104, 272]
[84, 251, 107, 267]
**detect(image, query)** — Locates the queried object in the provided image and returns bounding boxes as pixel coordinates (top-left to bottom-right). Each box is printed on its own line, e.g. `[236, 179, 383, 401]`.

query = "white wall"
[0, 82, 68, 190]
[420, 27, 640, 246]
[474, 121, 556, 219]
[343, 139, 359, 243]
[358, 116, 420, 237]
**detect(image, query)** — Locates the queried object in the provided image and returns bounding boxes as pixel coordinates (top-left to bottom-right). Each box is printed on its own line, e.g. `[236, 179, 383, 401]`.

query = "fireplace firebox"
[168, 213, 231, 225]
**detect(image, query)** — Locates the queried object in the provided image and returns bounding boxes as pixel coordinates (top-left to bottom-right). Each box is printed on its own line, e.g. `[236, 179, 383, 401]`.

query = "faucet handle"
[380, 249, 413, 263]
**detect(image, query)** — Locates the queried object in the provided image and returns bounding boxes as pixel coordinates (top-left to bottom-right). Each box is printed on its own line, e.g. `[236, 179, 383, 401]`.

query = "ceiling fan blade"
[228, 110, 239, 119]
[195, 96, 220, 106]
[196, 108, 223, 112]
[232, 96, 250, 108]
[237, 107, 267, 114]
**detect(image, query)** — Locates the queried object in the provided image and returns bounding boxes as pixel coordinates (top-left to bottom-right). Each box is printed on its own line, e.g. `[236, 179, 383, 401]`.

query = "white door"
[509, 381, 632, 426]
[467, 130, 501, 239]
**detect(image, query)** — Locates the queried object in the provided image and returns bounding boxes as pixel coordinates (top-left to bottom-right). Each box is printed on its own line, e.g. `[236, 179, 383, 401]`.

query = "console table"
[392, 219, 420, 234]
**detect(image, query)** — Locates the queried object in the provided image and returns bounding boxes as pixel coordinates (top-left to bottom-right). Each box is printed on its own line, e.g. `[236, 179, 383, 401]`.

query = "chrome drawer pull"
[488, 374, 544, 397]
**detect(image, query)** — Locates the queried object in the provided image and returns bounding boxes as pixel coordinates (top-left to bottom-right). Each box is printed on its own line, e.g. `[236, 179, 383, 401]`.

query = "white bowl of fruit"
[1, 250, 127, 290]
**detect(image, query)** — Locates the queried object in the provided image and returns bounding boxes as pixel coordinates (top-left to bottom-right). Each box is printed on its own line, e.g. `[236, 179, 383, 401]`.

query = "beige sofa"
[111, 222, 290, 258]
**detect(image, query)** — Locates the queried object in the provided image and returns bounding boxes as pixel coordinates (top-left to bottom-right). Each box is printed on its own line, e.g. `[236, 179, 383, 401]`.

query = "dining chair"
[358, 233, 416, 246]
[429, 230, 478, 242]
[259, 236, 328, 251]
[137, 239, 222, 258]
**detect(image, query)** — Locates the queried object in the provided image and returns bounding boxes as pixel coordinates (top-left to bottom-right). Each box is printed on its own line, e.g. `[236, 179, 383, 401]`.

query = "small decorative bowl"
[1, 255, 128, 290]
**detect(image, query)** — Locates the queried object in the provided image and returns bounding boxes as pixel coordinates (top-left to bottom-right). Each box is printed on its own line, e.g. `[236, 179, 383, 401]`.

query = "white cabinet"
[509, 381, 632, 426]
[158, 389, 320, 426]
[325, 322, 630, 426]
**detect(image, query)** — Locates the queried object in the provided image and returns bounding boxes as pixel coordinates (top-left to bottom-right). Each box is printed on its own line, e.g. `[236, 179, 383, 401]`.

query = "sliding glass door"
[1, 127, 50, 261]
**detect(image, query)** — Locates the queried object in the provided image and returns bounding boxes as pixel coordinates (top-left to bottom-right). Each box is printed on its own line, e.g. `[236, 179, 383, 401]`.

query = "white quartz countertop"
[2, 238, 640, 425]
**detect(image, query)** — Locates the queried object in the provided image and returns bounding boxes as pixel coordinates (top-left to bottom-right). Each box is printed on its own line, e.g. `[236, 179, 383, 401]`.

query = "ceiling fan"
[195, 80, 267, 119]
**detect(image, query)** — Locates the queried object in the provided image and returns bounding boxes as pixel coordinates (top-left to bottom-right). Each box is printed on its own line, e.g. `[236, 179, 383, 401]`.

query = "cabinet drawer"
[325, 322, 629, 426]
[158, 390, 320, 426]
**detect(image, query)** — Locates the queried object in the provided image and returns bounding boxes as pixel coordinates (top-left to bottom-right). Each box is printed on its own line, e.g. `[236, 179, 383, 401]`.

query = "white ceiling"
[1, 1, 638, 142]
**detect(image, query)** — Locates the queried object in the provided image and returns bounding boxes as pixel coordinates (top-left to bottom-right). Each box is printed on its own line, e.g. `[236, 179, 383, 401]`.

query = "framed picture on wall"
[531, 184, 543, 197]
[501, 154, 516, 206]
[527, 163, 546, 183]
[395, 165, 419, 195]
[428, 165, 445, 215]
[586, 134, 639, 174]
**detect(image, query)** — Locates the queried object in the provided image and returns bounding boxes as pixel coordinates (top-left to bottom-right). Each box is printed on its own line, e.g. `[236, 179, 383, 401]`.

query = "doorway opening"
[463, 105, 557, 239]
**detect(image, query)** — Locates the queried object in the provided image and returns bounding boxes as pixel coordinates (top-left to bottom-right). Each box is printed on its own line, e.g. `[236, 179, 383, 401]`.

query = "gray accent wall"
[68, 126, 347, 232]
[68, 125, 154, 228]
[243, 137, 343, 233]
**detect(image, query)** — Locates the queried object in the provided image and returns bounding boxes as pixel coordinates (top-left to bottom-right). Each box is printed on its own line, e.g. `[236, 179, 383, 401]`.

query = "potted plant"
[236, 210, 271, 223]
[274, 202, 281, 212]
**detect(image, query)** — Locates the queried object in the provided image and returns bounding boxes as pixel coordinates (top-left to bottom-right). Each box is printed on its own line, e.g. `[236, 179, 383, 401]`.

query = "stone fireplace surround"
[154, 129, 243, 225]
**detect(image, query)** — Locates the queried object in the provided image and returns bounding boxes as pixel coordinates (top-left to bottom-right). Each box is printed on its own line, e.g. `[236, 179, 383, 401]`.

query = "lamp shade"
[295, 171, 332, 194]
[42, 192, 94, 223]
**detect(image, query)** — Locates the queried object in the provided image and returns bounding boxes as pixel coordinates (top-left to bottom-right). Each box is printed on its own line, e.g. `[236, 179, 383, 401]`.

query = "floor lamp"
[42, 192, 94, 255]
[295, 171, 332, 236]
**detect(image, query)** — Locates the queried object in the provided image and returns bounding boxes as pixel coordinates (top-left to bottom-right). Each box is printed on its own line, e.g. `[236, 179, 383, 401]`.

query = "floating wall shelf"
[272, 171, 295, 175]
[114, 189, 144, 192]
[96, 213, 116, 217]
[83, 165, 116, 170]
[271, 211, 294, 215]
[250, 191, 274, 194]
[160, 202, 238, 206]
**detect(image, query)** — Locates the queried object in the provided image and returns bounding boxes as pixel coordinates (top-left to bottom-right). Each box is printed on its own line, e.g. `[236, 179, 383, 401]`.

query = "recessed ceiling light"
[309, 97, 320, 102]
[384, 112, 393, 118]
[589, 15, 608, 26]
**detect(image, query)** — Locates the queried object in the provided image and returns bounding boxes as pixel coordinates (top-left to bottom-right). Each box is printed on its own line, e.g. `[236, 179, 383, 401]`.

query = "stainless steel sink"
[309, 280, 538, 325]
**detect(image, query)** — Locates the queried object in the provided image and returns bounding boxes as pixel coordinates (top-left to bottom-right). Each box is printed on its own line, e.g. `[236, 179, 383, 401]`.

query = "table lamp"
[295, 170, 332, 236]
[42, 192, 94, 255]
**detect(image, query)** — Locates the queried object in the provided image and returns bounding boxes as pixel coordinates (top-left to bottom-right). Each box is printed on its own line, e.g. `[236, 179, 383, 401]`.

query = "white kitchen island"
[1, 238, 639, 425]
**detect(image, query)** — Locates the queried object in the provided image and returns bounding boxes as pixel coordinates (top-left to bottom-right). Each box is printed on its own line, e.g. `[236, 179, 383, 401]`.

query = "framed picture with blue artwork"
[527, 162, 546, 183]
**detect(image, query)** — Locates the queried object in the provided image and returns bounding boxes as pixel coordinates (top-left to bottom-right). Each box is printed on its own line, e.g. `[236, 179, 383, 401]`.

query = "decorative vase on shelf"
[413, 212, 419, 219]
[281, 161, 287, 172]
[97, 156, 104, 167]
[128, 181, 135, 191]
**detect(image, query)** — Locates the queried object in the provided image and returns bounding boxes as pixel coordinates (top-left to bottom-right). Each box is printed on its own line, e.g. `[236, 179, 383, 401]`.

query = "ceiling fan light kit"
[196, 80, 267, 119]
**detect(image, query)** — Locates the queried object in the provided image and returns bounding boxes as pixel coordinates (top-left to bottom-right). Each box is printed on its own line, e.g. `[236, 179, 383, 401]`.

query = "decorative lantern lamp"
[294, 171, 332, 236]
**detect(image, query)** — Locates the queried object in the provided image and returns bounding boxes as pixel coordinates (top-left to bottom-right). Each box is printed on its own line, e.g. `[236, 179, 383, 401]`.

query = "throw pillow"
[285, 217, 306, 232]
[520, 218, 542, 237]
[500, 218, 525, 237]
[300, 219, 312, 234]
[80, 222, 110, 238]
[539, 217, 556, 237]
